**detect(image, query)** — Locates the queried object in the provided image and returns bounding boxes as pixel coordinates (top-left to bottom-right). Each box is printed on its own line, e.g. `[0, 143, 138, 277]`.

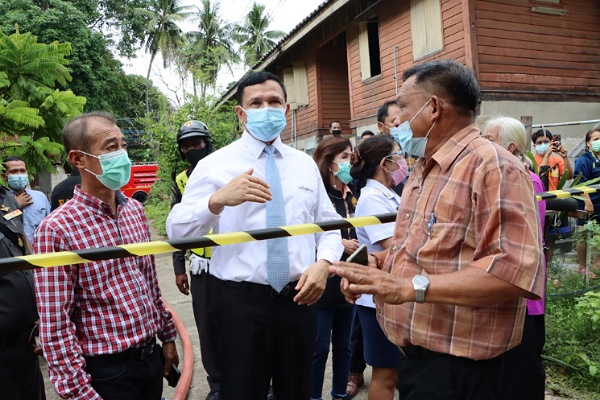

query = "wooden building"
[219, 0, 600, 152]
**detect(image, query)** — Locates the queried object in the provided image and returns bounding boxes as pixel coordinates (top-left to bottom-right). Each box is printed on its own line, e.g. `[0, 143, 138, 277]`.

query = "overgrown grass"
[545, 260, 600, 398]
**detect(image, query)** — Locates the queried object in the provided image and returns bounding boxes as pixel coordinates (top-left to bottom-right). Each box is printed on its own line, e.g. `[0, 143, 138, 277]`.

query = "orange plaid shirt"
[376, 124, 545, 360]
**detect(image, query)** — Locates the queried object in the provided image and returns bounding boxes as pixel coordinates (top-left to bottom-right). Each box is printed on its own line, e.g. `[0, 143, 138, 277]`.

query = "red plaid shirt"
[34, 187, 176, 400]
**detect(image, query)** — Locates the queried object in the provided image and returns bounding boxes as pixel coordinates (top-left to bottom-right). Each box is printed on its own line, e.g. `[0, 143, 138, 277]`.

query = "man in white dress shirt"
[167, 71, 343, 400]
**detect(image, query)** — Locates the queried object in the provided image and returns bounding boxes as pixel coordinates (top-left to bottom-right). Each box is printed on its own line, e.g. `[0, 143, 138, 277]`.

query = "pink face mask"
[390, 158, 408, 185]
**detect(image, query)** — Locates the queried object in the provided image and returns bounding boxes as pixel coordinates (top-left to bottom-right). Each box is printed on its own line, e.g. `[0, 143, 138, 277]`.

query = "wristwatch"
[412, 275, 430, 304]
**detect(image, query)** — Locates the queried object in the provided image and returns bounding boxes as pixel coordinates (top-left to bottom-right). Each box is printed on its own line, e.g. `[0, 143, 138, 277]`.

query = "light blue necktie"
[264, 145, 290, 292]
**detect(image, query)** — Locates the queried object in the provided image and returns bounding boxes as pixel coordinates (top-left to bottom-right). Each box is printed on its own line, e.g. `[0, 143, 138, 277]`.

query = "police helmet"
[177, 120, 213, 157]
[177, 120, 211, 143]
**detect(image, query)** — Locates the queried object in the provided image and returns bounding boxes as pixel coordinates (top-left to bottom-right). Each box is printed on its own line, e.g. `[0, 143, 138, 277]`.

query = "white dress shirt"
[166, 131, 343, 284]
[354, 179, 401, 308]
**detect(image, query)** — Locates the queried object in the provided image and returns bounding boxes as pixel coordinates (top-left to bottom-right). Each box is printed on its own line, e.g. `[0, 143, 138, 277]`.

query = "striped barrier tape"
[535, 184, 600, 200]
[1, 184, 597, 272]
[0, 214, 397, 272]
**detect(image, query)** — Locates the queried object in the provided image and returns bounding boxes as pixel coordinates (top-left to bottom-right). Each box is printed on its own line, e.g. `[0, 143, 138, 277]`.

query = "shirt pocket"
[412, 221, 468, 274]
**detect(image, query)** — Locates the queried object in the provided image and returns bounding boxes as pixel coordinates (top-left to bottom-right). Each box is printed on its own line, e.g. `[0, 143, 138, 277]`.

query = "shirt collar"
[365, 178, 400, 200]
[72, 185, 129, 215]
[241, 130, 285, 159]
[424, 124, 481, 172]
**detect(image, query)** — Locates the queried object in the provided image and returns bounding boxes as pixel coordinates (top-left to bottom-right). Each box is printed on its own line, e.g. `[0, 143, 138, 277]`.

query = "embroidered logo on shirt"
[299, 186, 313, 192]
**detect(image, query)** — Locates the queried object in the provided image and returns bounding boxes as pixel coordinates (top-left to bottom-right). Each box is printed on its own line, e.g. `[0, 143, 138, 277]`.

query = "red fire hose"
[163, 299, 194, 400]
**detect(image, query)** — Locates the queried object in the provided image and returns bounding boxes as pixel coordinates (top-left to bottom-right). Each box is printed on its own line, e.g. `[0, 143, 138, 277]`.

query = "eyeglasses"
[385, 150, 404, 161]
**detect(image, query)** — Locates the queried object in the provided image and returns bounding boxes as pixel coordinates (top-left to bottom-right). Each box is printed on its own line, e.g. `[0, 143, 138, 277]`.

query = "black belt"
[221, 279, 299, 297]
[86, 337, 157, 362]
[398, 345, 445, 360]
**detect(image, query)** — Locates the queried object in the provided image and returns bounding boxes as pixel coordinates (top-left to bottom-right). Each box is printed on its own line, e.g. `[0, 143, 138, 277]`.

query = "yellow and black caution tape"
[0, 213, 397, 273]
[2, 184, 598, 273]
[536, 184, 600, 201]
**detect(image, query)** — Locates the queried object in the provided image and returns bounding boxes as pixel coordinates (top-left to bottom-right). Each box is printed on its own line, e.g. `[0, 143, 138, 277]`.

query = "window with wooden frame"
[410, 0, 443, 61]
[283, 61, 309, 108]
[358, 18, 382, 80]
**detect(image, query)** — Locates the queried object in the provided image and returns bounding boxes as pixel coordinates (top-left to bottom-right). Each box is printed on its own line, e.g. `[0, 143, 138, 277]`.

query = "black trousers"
[396, 348, 505, 400]
[349, 315, 366, 373]
[85, 343, 163, 400]
[191, 272, 220, 392]
[0, 341, 45, 400]
[216, 278, 316, 400]
[501, 313, 546, 400]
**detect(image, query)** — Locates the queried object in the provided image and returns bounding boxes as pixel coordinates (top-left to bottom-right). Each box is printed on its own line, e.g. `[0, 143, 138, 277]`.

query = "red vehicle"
[121, 162, 159, 203]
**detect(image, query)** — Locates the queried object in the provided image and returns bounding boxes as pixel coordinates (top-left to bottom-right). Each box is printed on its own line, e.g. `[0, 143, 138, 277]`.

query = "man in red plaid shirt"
[34, 112, 178, 400]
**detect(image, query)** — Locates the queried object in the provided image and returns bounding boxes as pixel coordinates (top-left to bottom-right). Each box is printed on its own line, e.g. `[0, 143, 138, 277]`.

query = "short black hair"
[329, 120, 341, 129]
[236, 71, 287, 105]
[62, 111, 117, 153]
[2, 156, 25, 172]
[532, 128, 553, 143]
[377, 100, 398, 124]
[402, 60, 481, 117]
[361, 130, 375, 139]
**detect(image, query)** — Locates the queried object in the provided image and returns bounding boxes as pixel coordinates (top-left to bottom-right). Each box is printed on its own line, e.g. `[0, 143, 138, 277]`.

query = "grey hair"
[482, 116, 532, 168]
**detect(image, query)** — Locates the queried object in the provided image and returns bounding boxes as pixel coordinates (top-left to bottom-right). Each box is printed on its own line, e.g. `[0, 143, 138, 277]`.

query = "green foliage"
[0, 0, 168, 119]
[526, 150, 538, 175]
[545, 261, 600, 395]
[232, 2, 285, 68]
[136, 0, 191, 112]
[65, 0, 154, 58]
[182, 0, 238, 99]
[140, 96, 238, 235]
[144, 178, 171, 236]
[576, 291, 600, 332]
[0, 27, 85, 174]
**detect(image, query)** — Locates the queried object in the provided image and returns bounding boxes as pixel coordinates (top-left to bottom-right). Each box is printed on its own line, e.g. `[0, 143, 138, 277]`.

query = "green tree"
[0, 0, 168, 119]
[183, 0, 238, 99]
[64, 0, 153, 58]
[0, 28, 86, 175]
[233, 3, 285, 68]
[137, 0, 191, 113]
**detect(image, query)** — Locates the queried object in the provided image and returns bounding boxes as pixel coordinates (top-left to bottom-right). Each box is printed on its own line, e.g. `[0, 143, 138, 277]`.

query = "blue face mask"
[390, 99, 433, 158]
[80, 149, 132, 190]
[535, 143, 550, 155]
[244, 107, 287, 142]
[332, 161, 352, 184]
[7, 174, 28, 190]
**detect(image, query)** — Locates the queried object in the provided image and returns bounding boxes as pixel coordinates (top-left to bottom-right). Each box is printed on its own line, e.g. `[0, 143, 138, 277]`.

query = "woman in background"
[482, 116, 546, 400]
[349, 135, 406, 400]
[310, 137, 358, 400]
[574, 123, 600, 277]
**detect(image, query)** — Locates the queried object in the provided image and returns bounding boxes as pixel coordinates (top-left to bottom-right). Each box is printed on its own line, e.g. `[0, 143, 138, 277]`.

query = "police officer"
[171, 120, 220, 400]
[0, 183, 45, 399]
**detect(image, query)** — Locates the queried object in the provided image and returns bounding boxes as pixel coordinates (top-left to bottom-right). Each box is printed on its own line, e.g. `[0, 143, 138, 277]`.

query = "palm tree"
[182, 0, 238, 99]
[233, 3, 285, 68]
[137, 0, 192, 113]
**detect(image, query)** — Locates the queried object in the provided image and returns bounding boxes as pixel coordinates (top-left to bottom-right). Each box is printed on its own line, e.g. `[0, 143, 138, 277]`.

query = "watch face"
[413, 275, 429, 288]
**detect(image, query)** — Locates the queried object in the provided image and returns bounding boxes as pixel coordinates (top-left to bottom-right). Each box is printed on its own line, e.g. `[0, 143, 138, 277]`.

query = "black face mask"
[332, 130, 342, 136]
[185, 148, 210, 167]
